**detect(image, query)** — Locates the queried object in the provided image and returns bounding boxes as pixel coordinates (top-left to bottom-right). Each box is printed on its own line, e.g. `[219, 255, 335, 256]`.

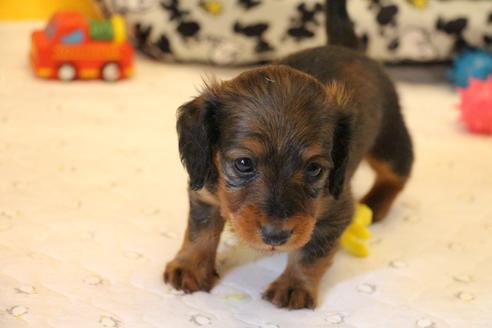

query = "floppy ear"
[176, 95, 221, 190]
[325, 81, 353, 199]
[328, 112, 352, 199]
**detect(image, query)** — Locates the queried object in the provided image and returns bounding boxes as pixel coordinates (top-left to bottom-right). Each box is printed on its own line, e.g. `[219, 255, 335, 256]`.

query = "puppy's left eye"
[306, 163, 323, 179]
[234, 157, 255, 174]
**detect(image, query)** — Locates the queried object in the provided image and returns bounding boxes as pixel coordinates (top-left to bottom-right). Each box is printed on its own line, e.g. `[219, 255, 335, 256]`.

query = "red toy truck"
[30, 12, 134, 81]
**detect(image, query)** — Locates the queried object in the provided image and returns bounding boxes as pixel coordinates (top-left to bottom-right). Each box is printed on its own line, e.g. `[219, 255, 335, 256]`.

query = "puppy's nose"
[260, 224, 292, 246]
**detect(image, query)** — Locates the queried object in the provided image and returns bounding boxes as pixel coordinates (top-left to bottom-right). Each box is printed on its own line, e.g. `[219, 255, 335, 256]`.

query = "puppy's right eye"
[305, 162, 324, 183]
[234, 157, 255, 174]
[306, 163, 322, 177]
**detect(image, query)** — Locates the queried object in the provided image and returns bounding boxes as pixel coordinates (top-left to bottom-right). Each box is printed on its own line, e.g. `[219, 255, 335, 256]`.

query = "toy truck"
[30, 11, 134, 81]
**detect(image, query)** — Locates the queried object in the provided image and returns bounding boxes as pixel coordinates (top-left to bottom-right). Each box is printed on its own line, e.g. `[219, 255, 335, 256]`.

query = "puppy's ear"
[176, 94, 221, 190]
[326, 81, 353, 199]
[328, 113, 352, 198]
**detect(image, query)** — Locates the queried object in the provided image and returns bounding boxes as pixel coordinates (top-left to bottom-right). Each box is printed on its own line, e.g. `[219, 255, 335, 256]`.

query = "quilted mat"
[1, 23, 491, 328]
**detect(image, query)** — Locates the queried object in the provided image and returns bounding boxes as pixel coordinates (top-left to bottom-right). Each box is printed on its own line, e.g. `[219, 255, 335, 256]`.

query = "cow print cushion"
[96, 0, 492, 65]
[351, 0, 492, 62]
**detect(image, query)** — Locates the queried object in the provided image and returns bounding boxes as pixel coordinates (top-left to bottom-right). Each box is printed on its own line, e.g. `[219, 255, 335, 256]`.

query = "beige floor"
[1, 23, 491, 328]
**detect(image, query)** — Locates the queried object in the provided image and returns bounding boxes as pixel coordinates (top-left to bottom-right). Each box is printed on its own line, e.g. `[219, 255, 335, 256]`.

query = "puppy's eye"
[306, 163, 323, 179]
[234, 157, 255, 174]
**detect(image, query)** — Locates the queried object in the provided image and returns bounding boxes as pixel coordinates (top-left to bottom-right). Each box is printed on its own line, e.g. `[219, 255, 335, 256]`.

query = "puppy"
[164, 45, 414, 309]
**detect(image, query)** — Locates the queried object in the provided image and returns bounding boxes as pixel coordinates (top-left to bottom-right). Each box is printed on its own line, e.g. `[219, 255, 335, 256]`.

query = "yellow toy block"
[341, 204, 373, 257]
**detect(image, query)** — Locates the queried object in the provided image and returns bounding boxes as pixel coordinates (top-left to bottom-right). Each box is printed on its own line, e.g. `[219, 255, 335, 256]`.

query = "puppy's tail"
[326, 0, 361, 51]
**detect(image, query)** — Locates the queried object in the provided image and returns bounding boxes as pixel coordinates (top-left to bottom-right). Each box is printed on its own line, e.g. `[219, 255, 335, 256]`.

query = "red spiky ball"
[459, 77, 492, 135]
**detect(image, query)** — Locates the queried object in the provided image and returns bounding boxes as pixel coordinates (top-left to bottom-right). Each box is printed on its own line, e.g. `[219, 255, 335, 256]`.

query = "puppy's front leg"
[164, 191, 225, 293]
[263, 237, 339, 309]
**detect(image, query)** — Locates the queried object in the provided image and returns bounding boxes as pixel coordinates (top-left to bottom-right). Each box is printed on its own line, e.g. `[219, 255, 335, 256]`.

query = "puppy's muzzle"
[260, 224, 292, 246]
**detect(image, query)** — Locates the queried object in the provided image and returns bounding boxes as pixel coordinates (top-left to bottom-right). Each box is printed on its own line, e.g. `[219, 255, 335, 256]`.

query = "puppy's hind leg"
[362, 104, 414, 223]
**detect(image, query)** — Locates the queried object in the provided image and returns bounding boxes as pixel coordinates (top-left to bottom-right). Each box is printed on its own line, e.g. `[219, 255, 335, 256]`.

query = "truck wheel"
[58, 64, 76, 81]
[102, 63, 120, 82]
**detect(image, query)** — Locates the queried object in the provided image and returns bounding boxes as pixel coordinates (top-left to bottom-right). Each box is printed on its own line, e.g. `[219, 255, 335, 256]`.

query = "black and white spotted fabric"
[98, 0, 328, 65]
[97, 0, 492, 65]
[350, 0, 492, 62]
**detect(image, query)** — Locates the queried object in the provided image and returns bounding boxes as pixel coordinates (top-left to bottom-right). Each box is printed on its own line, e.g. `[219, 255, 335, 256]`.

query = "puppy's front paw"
[164, 257, 218, 293]
[263, 276, 316, 309]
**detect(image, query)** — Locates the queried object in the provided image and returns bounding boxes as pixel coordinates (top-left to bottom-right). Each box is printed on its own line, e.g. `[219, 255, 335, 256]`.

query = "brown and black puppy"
[164, 45, 413, 309]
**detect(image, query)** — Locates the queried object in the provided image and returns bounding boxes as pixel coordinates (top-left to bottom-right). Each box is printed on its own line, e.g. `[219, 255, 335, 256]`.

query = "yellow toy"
[407, 0, 428, 9]
[341, 204, 373, 257]
[199, 0, 223, 16]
